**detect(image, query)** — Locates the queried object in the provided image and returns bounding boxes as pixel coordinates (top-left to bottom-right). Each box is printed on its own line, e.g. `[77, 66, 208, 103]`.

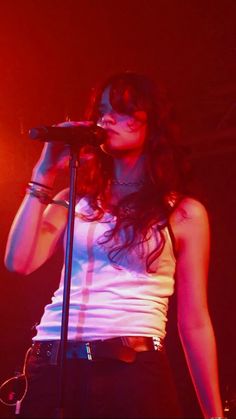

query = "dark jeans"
[18, 348, 182, 418]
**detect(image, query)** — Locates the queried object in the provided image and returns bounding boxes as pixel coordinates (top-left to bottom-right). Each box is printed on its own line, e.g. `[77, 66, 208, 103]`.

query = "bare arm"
[170, 198, 224, 418]
[5, 121, 94, 275]
[4, 141, 70, 275]
[4, 189, 69, 275]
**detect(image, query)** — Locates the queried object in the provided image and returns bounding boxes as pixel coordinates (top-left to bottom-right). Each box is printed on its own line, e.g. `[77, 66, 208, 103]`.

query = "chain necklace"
[111, 179, 144, 187]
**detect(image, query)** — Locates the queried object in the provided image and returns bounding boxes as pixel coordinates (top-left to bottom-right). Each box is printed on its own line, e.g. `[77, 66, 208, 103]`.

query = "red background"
[0, 1, 236, 417]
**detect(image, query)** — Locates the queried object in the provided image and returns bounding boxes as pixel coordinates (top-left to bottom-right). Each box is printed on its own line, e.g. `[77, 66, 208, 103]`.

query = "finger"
[54, 120, 94, 128]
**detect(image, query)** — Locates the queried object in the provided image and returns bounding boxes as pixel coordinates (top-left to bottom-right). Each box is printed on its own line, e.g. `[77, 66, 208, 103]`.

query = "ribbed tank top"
[34, 197, 176, 341]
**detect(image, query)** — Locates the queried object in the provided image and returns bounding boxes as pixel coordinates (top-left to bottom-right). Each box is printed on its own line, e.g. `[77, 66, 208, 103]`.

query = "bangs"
[109, 80, 145, 115]
[108, 74, 155, 115]
[85, 71, 159, 123]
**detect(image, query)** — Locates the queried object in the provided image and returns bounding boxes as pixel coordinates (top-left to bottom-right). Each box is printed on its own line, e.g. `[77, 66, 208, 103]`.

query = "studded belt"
[31, 336, 164, 364]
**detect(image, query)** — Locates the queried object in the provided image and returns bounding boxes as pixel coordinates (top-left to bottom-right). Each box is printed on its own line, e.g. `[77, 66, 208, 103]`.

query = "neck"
[102, 153, 146, 209]
[113, 154, 145, 184]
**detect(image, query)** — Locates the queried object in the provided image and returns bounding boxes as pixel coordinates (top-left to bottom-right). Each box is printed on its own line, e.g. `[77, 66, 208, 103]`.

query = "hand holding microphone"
[29, 120, 106, 146]
[30, 121, 106, 186]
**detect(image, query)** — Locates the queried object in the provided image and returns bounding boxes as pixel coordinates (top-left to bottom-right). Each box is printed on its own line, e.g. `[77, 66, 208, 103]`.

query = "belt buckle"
[152, 336, 163, 351]
[85, 342, 93, 360]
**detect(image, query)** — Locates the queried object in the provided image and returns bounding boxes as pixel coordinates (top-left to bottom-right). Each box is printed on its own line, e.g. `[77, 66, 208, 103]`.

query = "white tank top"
[34, 197, 176, 341]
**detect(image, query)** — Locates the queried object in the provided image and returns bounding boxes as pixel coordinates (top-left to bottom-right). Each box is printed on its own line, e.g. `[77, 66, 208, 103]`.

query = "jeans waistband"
[31, 336, 164, 364]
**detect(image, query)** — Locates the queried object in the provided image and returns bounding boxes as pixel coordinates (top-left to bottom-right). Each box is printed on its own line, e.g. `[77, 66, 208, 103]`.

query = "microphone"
[28, 124, 106, 146]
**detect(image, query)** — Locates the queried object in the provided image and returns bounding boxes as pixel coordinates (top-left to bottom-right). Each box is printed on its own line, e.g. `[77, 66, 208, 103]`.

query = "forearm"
[5, 193, 50, 274]
[178, 319, 224, 418]
[4, 165, 59, 274]
[5, 137, 71, 274]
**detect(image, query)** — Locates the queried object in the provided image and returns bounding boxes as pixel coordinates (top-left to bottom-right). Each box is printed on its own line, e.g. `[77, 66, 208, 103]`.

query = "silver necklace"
[111, 179, 144, 187]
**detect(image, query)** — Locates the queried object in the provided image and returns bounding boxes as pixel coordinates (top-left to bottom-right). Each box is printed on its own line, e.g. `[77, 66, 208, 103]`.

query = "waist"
[31, 336, 164, 364]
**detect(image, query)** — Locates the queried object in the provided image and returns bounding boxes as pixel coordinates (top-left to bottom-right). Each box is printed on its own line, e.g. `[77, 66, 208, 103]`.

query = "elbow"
[177, 321, 198, 347]
[4, 252, 31, 276]
[177, 311, 213, 342]
[4, 252, 14, 272]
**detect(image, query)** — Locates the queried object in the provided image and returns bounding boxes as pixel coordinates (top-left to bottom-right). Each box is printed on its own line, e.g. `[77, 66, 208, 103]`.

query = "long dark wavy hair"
[76, 71, 192, 272]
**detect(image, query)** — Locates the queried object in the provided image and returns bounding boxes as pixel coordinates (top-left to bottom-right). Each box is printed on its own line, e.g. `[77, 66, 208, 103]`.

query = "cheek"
[126, 119, 140, 132]
[123, 128, 147, 150]
[126, 120, 147, 140]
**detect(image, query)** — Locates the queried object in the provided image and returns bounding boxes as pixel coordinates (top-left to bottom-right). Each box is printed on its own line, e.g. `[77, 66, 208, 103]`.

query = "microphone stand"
[28, 124, 106, 418]
[55, 143, 79, 419]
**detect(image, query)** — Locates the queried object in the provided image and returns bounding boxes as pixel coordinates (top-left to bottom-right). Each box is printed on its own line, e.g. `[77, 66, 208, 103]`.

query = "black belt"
[31, 336, 164, 364]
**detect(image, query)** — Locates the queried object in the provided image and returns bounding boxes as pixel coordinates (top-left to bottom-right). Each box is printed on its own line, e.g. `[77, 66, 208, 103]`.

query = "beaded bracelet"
[29, 181, 53, 190]
[26, 183, 53, 205]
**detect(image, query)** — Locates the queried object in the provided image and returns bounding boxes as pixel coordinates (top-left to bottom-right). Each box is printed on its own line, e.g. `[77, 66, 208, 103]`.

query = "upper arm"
[169, 197, 211, 330]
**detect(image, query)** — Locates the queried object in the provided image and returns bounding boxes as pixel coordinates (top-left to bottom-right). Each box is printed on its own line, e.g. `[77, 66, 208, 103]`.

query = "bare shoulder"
[44, 187, 84, 229]
[52, 187, 83, 204]
[53, 187, 70, 201]
[42, 187, 70, 230]
[169, 197, 210, 247]
[170, 196, 208, 224]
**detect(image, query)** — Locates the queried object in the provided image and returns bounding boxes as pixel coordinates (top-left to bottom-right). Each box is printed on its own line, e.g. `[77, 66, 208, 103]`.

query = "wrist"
[26, 182, 53, 205]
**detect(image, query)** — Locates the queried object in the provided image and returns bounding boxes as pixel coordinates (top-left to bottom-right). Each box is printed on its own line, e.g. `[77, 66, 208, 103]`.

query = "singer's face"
[97, 86, 147, 157]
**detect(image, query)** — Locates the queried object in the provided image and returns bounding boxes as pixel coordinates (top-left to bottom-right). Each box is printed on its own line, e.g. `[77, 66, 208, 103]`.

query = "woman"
[4, 72, 224, 418]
